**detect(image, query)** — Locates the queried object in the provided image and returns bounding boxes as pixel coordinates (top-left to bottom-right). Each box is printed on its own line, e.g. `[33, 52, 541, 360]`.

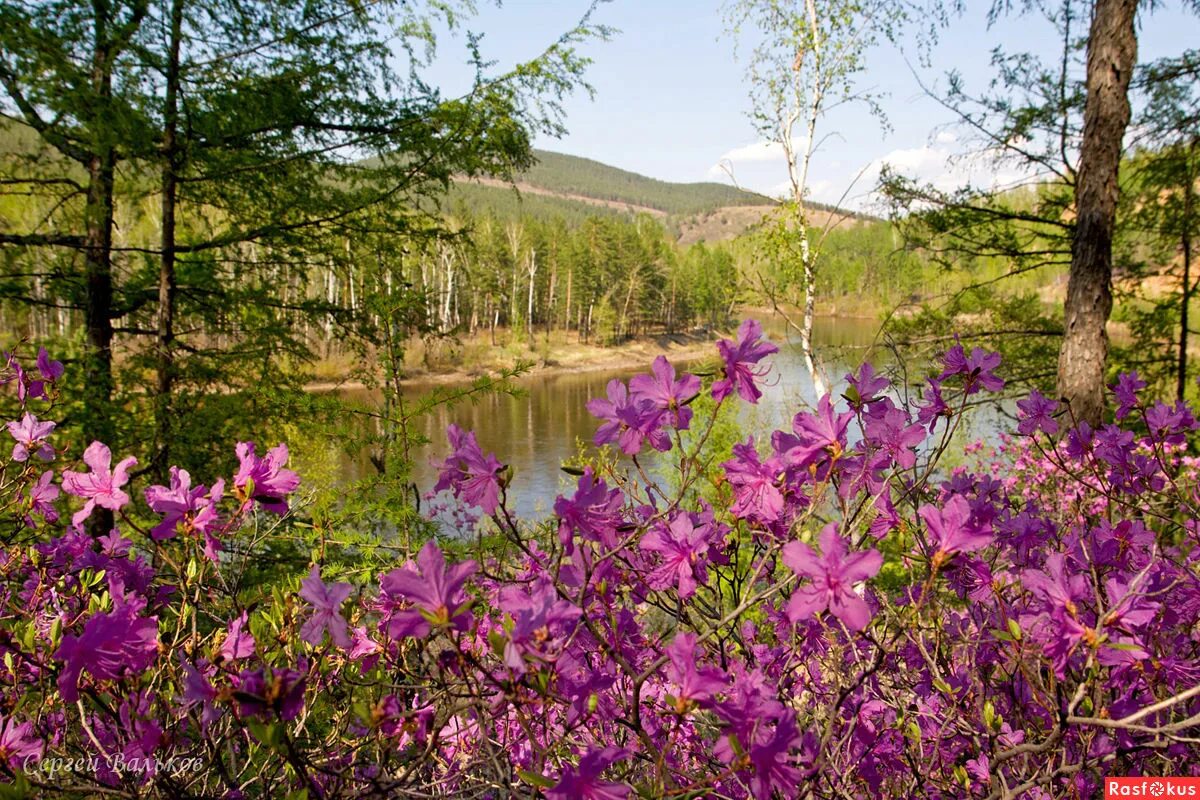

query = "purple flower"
[497, 580, 581, 674]
[22, 470, 60, 528]
[640, 512, 716, 598]
[779, 394, 854, 469]
[380, 541, 477, 638]
[299, 565, 353, 650]
[712, 319, 778, 404]
[54, 601, 160, 703]
[782, 523, 882, 631]
[939, 344, 1004, 394]
[178, 659, 221, 729]
[0, 714, 43, 770]
[1111, 371, 1146, 419]
[665, 632, 726, 710]
[918, 494, 993, 566]
[221, 611, 256, 662]
[36, 347, 64, 381]
[233, 442, 299, 515]
[144, 467, 218, 542]
[554, 467, 625, 552]
[235, 665, 306, 722]
[743, 712, 808, 800]
[61, 441, 137, 527]
[863, 399, 926, 469]
[629, 355, 701, 429]
[844, 362, 889, 409]
[546, 747, 630, 800]
[1022, 553, 1088, 617]
[432, 425, 504, 514]
[586, 379, 670, 455]
[22, 347, 65, 400]
[7, 412, 55, 462]
[1016, 389, 1059, 436]
[722, 438, 784, 524]
[916, 378, 951, 432]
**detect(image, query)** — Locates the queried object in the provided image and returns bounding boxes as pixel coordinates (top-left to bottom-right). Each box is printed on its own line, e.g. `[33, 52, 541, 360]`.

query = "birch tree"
[725, 0, 897, 396]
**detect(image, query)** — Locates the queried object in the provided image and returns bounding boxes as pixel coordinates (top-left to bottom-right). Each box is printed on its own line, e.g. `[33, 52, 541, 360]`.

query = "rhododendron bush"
[1, 322, 1199, 799]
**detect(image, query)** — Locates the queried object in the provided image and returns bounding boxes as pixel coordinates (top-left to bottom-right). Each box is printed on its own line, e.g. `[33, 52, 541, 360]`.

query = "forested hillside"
[517, 150, 774, 214]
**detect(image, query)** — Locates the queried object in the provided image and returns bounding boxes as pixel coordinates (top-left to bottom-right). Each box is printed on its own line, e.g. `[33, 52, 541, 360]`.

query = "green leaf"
[518, 769, 556, 788]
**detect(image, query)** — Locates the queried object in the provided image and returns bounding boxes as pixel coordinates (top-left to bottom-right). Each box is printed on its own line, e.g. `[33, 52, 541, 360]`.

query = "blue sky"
[421, 1, 1198, 209]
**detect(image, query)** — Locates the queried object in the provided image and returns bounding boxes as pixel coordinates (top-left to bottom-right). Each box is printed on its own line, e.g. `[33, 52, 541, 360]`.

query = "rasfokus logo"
[1106, 778, 1200, 797]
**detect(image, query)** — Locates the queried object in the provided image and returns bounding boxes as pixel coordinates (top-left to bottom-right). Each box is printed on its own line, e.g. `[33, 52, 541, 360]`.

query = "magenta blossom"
[918, 494, 993, 565]
[60, 441, 137, 527]
[221, 611, 256, 662]
[722, 438, 785, 524]
[546, 747, 630, 800]
[629, 355, 701, 429]
[1017, 389, 1060, 436]
[22, 470, 60, 529]
[380, 541, 477, 638]
[782, 524, 882, 631]
[1112, 371, 1146, 419]
[939, 344, 1004, 394]
[7, 412, 55, 462]
[233, 442, 300, 515]
[640, 512, 717, 599]
[844, 362, 889, 408]
[712, 319, 779, 404]
[586, 379, 670, 455]
[432, 425, 504, 515]
[54, 601, 159, 703]
[0, 714, 42, 770]
[299, 565, 354, 650]
[779, 393, 854, 469]
[554, 467, 625, 552]
[665, 632, 726, 710]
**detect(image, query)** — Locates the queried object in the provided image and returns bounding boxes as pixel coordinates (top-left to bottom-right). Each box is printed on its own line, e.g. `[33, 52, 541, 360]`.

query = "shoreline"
[304, 331, 722, 392]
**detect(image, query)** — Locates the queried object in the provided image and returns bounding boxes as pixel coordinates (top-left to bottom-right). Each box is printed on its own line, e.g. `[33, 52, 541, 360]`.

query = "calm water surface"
[337, 317, 1006, 518]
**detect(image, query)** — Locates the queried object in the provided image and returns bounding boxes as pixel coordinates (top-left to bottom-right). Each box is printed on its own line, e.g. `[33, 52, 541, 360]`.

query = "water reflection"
[335, 316, 1003, 519]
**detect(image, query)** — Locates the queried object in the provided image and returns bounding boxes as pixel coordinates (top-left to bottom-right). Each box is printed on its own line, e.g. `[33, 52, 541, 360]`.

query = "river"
[336, 316, 1006, 519]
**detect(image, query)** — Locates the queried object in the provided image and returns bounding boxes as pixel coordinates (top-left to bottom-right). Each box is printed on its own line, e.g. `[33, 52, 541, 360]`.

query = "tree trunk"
[1179, 140, 1196, 402]
[154, 0, 184, 480]
[1057, 0, 1137, 425]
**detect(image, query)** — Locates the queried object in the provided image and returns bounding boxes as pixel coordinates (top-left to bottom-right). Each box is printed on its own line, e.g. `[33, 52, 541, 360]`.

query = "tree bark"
[1057, 0, 1137, 425]
[1178, 140, 1196, 402]
[154, 0, 184, 480]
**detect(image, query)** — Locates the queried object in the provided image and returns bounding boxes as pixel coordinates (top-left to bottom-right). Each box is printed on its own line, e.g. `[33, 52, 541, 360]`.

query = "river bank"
[305, 327, 730, 391]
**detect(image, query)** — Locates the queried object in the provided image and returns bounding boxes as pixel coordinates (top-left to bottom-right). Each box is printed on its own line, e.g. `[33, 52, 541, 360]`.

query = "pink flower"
[53, 601, 159, 703]
[640, 512, 716, 598]
[299, 566, 353, 649]
[722, 438, 785, 524]
[380, 541, 477, 638]
[712, 319, 778, 404]
[22, 470, 60, 528]
[782, 523, 882, 631]
[547, 747, 630, 800]
[234, 442, 300, 514]
[918, 494, 993, 566]
[7, 412, 55, 462]
[61, 441, 137, 527]
[0, 713, 42, 770]
[144, 467, 222, 545]
[665, 633, 726, 709]
[629, 355, 701, 429]
[220, 611, 256, 662]
[432, 425, 504, 514]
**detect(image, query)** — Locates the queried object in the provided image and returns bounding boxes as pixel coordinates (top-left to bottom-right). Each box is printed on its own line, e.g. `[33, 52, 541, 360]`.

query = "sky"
[420, 1, 1199, 210]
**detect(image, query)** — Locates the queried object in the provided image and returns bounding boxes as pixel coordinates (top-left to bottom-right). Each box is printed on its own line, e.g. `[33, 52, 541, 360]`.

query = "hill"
[445, 149, 880, 243]
[514, 150, 774, 216]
